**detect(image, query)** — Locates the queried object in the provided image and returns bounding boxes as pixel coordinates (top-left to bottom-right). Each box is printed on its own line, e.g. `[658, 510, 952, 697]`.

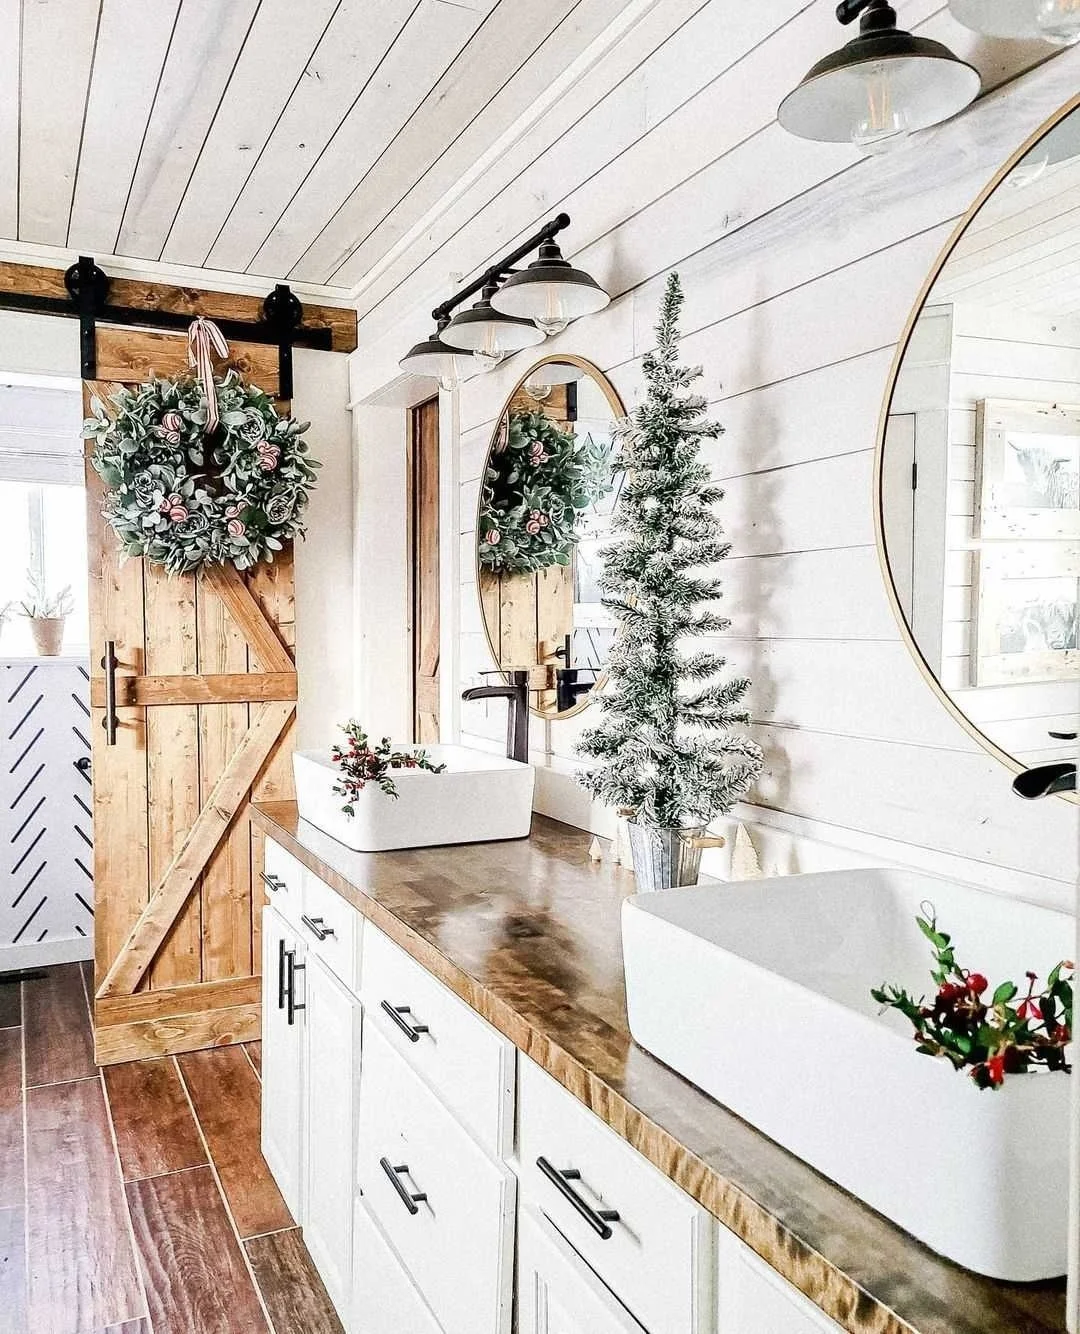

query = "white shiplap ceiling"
[0, 0, 641, 295]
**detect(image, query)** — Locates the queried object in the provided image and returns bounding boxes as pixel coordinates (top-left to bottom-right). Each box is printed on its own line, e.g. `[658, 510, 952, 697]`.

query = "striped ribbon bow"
[186, 317, 230, 435]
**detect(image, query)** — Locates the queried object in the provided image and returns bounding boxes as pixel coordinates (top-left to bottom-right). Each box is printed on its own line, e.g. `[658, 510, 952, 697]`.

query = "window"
[0, 480, 89, 656]
[0, 380, 87, 659]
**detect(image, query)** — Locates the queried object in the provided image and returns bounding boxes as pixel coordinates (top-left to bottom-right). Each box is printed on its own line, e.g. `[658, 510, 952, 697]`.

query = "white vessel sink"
[293, 744, 534, 852]
[622, 868, 1074, 1280]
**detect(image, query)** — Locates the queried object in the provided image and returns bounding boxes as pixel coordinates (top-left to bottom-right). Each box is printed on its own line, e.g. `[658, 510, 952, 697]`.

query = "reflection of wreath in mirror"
[85, 370, 319, 576]
[478, 409, 611, 574]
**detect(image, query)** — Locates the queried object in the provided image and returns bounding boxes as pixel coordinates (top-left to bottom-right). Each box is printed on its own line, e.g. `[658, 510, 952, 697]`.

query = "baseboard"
[0, 935, 93, 974]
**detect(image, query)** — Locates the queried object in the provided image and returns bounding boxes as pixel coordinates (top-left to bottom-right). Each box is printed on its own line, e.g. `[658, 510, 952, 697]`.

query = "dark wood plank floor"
[0, 964, 343, 1334]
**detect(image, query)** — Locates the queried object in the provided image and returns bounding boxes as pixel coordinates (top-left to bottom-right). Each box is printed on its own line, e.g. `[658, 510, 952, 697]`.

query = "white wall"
[292, 346, 355, 748]
[350, 7, 1080, 911]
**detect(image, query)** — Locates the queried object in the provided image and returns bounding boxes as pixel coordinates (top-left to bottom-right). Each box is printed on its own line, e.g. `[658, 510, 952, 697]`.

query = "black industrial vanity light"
[400, 213, 611, 385]
[398, 318, 478, 392]
[489, 238, 611, 334]
[440, 280, 545, 371]
[778, 0, 980, 154]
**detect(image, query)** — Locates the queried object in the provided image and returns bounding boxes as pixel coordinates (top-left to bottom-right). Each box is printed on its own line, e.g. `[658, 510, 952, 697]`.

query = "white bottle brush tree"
[577, 273, 763, 828]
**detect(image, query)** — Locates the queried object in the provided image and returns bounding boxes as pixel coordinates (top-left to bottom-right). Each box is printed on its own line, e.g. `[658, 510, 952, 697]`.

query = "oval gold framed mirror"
[876, 93, 1080, 796]
[475, 353, 625, 720]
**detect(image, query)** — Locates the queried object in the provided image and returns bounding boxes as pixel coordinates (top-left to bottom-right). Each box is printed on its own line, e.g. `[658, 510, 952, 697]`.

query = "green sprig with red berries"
[872, 905, 1073, 1090]
[330, 721, 446, 815]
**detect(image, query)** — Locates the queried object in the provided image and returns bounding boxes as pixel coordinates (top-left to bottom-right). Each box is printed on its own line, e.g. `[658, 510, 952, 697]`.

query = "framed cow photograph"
[975, 398, 1080, 540]
[972, 543, 1080, 686]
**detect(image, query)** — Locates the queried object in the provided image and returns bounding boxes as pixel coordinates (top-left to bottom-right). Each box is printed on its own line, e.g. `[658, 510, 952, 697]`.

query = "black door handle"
[536, 1156, 620, 1239]
[286, 950, 305, 1026]
[74, 756, 91, 773]
[277, 938, 287, 1011]
[101, 640, 119, 746]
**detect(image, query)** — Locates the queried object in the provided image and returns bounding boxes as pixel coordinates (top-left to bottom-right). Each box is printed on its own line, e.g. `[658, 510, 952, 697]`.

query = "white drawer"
[299, 869, 361, 993]
[262, 837, 305, 918]
[716, 1224, 844, 1333]
[518, 1206, 647, 1334]
[358, 1020, 515, 1334]
[361, 923, 514, 1158]
[352, 1197, 442, 1334]
[518, 1057, 713, 1334]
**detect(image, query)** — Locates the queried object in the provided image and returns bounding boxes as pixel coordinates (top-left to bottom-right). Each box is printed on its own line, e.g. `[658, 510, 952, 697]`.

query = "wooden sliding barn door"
[85, 328, 296, 1065]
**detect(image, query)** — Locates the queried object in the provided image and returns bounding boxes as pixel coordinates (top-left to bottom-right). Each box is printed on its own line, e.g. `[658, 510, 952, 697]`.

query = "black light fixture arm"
[836, 0, 895, 25]
[431, 212, 571, 325]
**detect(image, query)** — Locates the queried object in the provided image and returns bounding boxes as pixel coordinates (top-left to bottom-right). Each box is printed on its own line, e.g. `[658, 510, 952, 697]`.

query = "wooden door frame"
[407, 395, 440, 744]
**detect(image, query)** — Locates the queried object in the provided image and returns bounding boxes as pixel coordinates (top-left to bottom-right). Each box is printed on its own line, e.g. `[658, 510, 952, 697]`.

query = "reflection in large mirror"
[880, 104, 1080, 778]
[476, 355, 624, 719]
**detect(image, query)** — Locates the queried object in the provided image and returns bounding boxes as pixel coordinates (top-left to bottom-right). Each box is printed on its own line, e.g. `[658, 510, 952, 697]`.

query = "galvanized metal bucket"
[626, 821, 707, 892]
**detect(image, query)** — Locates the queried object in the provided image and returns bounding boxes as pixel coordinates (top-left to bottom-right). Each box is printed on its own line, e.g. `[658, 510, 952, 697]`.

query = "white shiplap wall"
[351, 7, 1079, 910]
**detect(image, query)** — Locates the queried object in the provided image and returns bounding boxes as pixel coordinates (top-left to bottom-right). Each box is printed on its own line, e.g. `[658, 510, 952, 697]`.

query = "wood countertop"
[250, 803, 1066, 1334]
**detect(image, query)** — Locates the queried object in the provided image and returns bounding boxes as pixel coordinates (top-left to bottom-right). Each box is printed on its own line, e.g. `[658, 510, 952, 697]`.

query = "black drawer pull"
[381, 1000, 429, 1043]
[286, 951, 306, 1026]
[301, 914, 336, 941]
[537, 1156, 620, 1240]
[380, 1158, 427, 1214]
[1050, 730, 1078, 741]
[260, 871, 284, 894]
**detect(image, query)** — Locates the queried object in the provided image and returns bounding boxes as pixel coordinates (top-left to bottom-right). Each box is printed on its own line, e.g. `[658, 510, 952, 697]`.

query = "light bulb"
[438, 374, 458, 392]
[535, 315, 570, 335]
[1036, 0, 1080, 44]
[472, 329, 506, 373]
[533, 287, 570, 336]
[524, 377, 552, 401]
[473, 348, 504, 372]
[851, 62, 910, 155]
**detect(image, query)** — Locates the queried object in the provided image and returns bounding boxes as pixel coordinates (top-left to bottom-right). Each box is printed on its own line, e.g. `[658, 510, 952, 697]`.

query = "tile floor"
[0, 962, 343, 1334]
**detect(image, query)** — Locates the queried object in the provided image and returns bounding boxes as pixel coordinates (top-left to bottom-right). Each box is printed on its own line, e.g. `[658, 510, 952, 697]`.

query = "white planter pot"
[29, 617, 65, 656]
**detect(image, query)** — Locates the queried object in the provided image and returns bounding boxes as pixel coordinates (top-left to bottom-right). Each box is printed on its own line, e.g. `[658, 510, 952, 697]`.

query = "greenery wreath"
[84, 369, 319, 575]
[478, 408, 611, 575]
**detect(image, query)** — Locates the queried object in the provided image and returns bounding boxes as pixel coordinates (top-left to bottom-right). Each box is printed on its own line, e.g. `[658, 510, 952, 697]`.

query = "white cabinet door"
[357, 1021, 515, 1334]
[352, 1197, 442, 1334]
[518, 1208, 647, 1334]
[716, 1225, 844, 1333]
[260, 903, 305, 1220]
[303, 951, 362, 1320]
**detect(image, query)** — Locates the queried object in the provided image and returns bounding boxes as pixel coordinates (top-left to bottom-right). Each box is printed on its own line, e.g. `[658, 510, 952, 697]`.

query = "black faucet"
[555, 666, 597, 713]
[1012, 762, 1076, 800]
[552, 634, 597, 712]
[461, 670, 530, 764]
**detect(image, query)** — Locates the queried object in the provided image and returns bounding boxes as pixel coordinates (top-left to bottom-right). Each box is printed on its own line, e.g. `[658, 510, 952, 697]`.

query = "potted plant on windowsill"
[576, 274, 763, 890]
[20, 573, 74, 657]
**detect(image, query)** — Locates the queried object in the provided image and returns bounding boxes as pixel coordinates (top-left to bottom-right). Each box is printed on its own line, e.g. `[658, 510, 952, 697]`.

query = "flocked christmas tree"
[577, 273, 763, 829]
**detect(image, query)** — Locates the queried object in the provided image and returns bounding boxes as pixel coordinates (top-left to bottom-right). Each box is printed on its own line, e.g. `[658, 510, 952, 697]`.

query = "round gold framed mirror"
[475, 353, 625, 719]
[876, 93, 1080, 794]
